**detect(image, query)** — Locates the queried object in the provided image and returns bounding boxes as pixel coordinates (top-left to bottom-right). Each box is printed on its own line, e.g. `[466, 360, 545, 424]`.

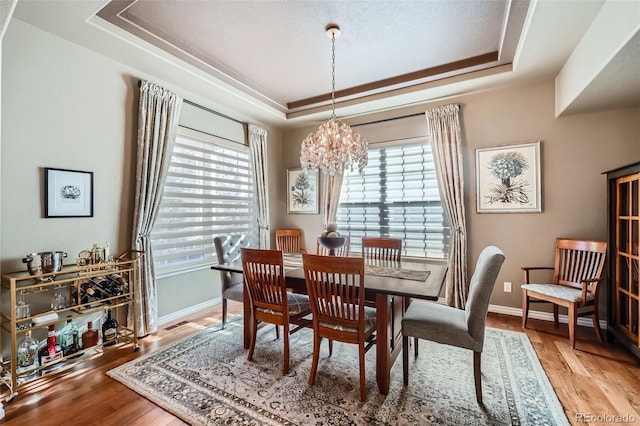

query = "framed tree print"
[476, 141, 541, 213]
[287, 168, 319, 214]
[44, 167, 94, 218]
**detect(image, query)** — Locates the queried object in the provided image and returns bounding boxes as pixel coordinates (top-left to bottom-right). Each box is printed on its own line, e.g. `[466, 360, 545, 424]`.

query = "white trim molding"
[160, 298, 608, 330]
[158, 297, 221, 327]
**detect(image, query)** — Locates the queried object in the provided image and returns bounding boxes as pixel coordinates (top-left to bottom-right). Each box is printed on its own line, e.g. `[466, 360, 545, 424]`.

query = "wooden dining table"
[211, 253, 447, 395]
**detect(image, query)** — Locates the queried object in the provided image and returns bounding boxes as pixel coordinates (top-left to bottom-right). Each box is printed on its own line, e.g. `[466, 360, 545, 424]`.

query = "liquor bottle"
[102, 310, 118, 346]
[60, 316, 80, 356]
[91, 243, 102, 264]
[103, 242, 111, 262]
[38, 324, 63, 366]
[81, 321, 99, 349]
[17, 330, 39, 369]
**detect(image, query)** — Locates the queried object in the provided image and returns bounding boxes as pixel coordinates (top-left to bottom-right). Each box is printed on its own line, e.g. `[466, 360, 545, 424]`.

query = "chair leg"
[521, 291, 529, 328]
[275, 325, 280, 339]
[222, 298, 228, 329]
[473, 351, 482, 404]
[414, 337, 419, 357]
[568, 303, 577, 349]
[308, 332, 321, 385]
[328, 339, 333, 356]
[283, 324, 290, 375]
[553, 304, 560, 327]
[402, 335, 409, 386]
[592, 307, 604, 343]
[247, 316, 258, 361]
[359, 342, 366, 402]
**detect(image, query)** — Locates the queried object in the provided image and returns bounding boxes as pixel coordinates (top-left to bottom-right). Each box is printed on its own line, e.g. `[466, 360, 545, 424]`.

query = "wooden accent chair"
[402, 246, 505, 404]
[302, 254, 376, 401]
[521, 238, 607, 349]
[214, 235, 250, 329]
[275, 229, 307, 254]
[316, 235, 351, 256]
[241, 248, 312, 375]
[361, 237, 402, 261]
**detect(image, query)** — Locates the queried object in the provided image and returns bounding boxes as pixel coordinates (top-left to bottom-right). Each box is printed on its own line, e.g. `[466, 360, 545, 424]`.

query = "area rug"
[107, 319, 569, 425]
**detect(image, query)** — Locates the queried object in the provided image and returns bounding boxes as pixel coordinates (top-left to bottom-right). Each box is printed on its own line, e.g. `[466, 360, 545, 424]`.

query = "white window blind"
[336, 141, 450, 258]
[151, 128, 258, 276]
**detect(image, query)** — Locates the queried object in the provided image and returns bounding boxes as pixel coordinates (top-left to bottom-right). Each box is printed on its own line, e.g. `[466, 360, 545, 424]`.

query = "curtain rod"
[352, 112, 424, 128]
[137, 80, 246, 126]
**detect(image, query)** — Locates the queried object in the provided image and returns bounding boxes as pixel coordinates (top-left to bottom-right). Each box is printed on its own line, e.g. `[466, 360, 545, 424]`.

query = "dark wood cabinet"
[605, 161, 640, 357]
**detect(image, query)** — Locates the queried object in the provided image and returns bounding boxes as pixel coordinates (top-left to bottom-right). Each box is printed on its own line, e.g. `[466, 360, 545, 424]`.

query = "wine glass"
[50, 283, 68, 310]
[16, 290, 30, 319]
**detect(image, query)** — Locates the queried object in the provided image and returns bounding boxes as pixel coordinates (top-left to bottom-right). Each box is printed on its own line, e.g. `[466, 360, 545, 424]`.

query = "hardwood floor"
[2, 303, 639, 425]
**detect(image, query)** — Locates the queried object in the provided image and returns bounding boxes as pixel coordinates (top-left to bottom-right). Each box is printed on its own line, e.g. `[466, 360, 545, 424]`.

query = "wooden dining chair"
[241, 248, 312, 374]
[316, 235, 351, 256]
[361, 237, 402, 261]
[302, 253, 376, 401]
[521, 238, 607, 349]
[275, 229, 307, 254]
[402, 246, 505, 404]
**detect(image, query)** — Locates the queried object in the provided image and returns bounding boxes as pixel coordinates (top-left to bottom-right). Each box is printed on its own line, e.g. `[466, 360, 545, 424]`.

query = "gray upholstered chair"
[214, 235, 250, 329]
[401, 246, 505, 404]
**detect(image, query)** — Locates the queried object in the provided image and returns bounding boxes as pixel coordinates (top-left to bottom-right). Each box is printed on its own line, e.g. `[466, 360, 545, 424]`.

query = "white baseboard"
[158, 297, 222, 327]
[487, 303, 607, 329]
[159, 297, 607, 329]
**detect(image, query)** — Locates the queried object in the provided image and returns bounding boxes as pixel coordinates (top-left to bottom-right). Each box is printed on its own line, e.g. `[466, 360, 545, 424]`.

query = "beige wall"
[3, 18, 639, 320]
[281, 81, 640, 311]
[1, 19, 282, 320]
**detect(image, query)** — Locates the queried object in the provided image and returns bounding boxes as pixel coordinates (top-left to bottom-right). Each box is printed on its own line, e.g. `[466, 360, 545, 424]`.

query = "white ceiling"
[11, 0, 640, 127]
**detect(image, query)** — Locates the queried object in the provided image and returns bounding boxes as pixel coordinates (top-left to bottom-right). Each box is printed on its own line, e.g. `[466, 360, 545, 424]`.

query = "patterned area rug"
[107, 319, 569, 425]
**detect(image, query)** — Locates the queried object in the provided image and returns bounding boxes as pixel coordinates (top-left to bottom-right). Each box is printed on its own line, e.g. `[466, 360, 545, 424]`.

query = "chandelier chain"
[331, 32, 336, 119]
[299, 23, 368, 176]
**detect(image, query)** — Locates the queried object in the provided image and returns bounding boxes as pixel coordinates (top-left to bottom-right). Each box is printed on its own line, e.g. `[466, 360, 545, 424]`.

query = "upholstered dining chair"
[302, 254, 376, 401]
[241, 248, 312, 375]
[521, 238, 607, 349]
[214, 235, 250, 329]
[316, 235, 351, 256]
[275, 229, 307, 254]
[361, 237, 402, 261]
[401, 245, 505, 404]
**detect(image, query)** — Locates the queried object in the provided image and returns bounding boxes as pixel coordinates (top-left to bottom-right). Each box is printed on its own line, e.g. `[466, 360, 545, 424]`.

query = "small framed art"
[476, 141, 541, 213]
[287, 168, 319, 214]
[44, 167, 94, 218]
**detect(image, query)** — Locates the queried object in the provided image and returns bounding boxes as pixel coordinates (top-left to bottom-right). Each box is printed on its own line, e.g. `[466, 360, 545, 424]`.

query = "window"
[151, 127, 258, 276]
[336, 140, 450, 258]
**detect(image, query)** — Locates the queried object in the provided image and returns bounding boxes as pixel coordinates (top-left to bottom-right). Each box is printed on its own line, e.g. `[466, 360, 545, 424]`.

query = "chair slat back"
[553, 239, 607, 288]
[317, 236, 351, 256]
[303, 254, 365, 329]
[361, 237, 402, 262]
[241, 248, 286, 312]
[275, 229, 303, 253]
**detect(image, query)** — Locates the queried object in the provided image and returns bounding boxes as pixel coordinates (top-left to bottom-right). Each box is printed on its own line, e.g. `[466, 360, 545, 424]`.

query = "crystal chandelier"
[300, 24, 368, 176]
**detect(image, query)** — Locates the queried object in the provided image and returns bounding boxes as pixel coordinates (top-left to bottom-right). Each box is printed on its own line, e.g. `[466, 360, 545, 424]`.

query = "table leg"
[376, 293, 391, 394]
[375, 293, 405, 395]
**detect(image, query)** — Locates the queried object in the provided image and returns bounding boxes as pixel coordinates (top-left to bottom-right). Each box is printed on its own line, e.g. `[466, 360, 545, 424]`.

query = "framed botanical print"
[476, 141, 542, 213]
[287, 168, 319, 214]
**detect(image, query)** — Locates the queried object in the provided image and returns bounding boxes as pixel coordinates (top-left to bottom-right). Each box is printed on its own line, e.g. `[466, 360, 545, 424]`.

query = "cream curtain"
[425, 104, 468, 308]
[131, 80, 182, 335]
[322, 173, 344, 228]
[248, 124, 270, 248]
